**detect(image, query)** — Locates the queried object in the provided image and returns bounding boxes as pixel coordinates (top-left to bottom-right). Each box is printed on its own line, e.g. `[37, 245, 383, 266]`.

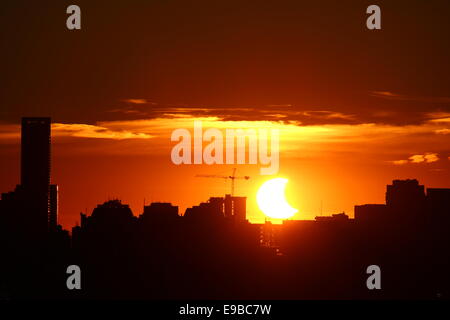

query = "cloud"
[99, 97, 450, 128]
[392, 153, 440, 165]
[2, 112, 450, 162]
[108, 108, 148, 116]
[371, 91, 400, 99]
[301, 111, 355, 121]
[392, 160, 409, 165]
[0, 122, 153, 141]
[265, 104, 293, 108]
[106, 95, 450, 130]
[371, 91, 450, 103]
[435, 129, 450, 134]
[52, 123, 152, 140]
[122, 99, 150, 105]
[108, 100, 361, 125]
[427, 112, 450, 124]
[0, 123, 20, 139]
[424, 153, 440, 162]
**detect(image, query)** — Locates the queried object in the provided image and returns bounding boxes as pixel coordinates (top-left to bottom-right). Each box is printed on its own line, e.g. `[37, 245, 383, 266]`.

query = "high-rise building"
[21, 117, 51, 190]
[20, 117, 51, 234]
[49, 184, 58, 230]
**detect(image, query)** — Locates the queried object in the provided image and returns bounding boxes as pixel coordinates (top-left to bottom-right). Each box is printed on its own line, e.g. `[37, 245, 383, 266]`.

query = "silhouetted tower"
[49, 184, 58, 230]
[21, 118, 51, 190]
[20, 117, 51, 233]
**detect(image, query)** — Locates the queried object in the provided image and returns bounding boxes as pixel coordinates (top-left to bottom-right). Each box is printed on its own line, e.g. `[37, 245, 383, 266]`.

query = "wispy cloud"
[371, 91, 450, 103]
[108, 108, 148, 116]
[52, 123, 152, 140]
[427, 112, 450, 124]
[410, 153, 439, 163]
[300, 111, 355, 121]
[435, 129, 450, 135]
[265, 104, 293, 108]
[1, 113, 450, 163]
[392, 153, 440, 165]
[392, 160, 409, 165]
[101, 97, 450, 128]
[108, 99, 360, 125]
[122, 99, 151, 105]
[0, 122, 153, 141]
[0, 123, 20, 140]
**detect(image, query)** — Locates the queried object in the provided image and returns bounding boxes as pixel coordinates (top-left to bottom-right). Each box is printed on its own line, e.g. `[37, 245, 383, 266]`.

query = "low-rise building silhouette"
[354, 204, 387, 222]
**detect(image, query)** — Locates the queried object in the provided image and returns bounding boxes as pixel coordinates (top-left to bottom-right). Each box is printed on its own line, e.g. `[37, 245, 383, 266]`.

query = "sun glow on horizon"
[256, 178, 298, 219]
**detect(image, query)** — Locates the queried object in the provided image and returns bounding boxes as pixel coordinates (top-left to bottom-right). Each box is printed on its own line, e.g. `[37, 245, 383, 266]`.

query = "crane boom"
[195, 168, 250, 196]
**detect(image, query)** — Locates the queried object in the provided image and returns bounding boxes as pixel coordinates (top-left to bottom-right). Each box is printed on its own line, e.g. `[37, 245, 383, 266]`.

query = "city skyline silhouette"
[2, 1, 450, 231]
[0, 0, 449, 308]
[1, 117, 450, 300]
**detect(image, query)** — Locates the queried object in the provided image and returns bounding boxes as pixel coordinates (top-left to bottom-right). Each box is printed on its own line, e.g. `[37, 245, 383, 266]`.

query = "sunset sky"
[1, 0, 450, 229]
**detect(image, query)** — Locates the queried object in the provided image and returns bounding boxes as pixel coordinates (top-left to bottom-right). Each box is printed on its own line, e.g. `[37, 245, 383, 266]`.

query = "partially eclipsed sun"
[257, 178, 298, 219]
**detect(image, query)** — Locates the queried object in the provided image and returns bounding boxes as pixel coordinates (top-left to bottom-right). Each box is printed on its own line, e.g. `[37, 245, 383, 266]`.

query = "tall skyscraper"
[49, 184, 58, 230]
[20, 117, 51, 233]
[21, 117, 51, 189]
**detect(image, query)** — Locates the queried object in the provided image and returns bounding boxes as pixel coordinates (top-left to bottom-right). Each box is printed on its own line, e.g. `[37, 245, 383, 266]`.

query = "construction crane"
[195, 168, 250, 196]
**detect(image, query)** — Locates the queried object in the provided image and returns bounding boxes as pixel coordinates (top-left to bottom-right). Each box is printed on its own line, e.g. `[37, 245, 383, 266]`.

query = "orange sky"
[1, 1, 450, 229]
[1, 114, 450, 229]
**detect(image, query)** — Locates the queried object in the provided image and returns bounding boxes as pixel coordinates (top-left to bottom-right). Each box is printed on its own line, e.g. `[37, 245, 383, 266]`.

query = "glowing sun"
[257, 178, 298, 219]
